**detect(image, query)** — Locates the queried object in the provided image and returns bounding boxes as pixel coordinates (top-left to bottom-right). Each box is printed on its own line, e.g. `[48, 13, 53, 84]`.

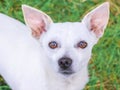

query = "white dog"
[0, 2, 109, 90]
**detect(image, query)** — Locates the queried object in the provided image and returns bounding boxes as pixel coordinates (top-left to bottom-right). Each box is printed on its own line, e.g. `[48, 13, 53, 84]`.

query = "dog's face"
[22, 3, 109, 76]
[41, 22, 96, 75]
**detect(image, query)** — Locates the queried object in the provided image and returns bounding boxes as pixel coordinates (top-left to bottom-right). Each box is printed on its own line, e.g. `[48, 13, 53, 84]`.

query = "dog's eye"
[49, 41, 58, 49]
[77, 41, 87, 49]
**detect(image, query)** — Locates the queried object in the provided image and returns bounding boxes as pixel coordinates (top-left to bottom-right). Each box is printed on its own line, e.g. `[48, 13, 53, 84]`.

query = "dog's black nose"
[58, 57, 72, 70]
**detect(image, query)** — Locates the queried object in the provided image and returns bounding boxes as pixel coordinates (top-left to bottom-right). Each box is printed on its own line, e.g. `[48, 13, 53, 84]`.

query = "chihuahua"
[0, 2, 109, 90]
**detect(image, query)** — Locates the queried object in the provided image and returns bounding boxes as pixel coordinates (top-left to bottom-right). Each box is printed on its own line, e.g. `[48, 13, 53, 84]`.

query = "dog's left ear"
[82, 2, 109, 38]
[22, 5, 53, 39]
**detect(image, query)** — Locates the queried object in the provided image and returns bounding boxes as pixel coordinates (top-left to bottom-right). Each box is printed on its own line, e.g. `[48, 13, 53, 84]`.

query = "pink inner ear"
[22, 5, 53, 39]
[90, 11, 108, 37]
[25, 13, 47, 39]
[30, 19, 46, 38]
[22, 6, 50, 39]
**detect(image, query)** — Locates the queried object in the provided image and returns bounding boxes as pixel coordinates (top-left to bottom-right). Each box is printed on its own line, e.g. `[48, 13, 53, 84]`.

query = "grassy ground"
[0, 0, 120, 90]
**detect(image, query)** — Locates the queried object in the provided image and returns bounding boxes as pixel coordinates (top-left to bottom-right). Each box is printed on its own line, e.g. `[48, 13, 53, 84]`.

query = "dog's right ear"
[22, 5, 53, 39]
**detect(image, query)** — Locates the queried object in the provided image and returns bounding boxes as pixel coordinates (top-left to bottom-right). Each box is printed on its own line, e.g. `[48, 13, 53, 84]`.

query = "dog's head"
[22, 2, 109, 76]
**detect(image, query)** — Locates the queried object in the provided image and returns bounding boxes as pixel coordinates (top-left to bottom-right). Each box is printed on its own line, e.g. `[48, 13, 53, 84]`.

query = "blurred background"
[0, 0, 120, 90]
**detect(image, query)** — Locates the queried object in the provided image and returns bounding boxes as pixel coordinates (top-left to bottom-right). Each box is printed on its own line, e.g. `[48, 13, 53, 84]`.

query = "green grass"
[0, 0, 120, 90]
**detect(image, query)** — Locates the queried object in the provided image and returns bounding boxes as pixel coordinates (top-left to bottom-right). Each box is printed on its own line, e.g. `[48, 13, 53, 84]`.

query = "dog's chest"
[46, 75, 88, 90]
[47, 80, 82, 90]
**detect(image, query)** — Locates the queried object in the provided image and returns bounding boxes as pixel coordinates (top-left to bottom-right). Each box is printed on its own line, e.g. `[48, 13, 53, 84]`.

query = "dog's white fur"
[0, 2, 109, 90]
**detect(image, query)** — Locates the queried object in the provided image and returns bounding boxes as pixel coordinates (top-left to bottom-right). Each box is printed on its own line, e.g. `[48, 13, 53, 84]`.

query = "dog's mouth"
[61, 70, 73, 75]
[59, 69, 74, 75]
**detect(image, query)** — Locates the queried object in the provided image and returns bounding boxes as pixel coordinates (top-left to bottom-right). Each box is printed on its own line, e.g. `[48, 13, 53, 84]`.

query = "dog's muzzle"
[58, 57, 74, 75]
